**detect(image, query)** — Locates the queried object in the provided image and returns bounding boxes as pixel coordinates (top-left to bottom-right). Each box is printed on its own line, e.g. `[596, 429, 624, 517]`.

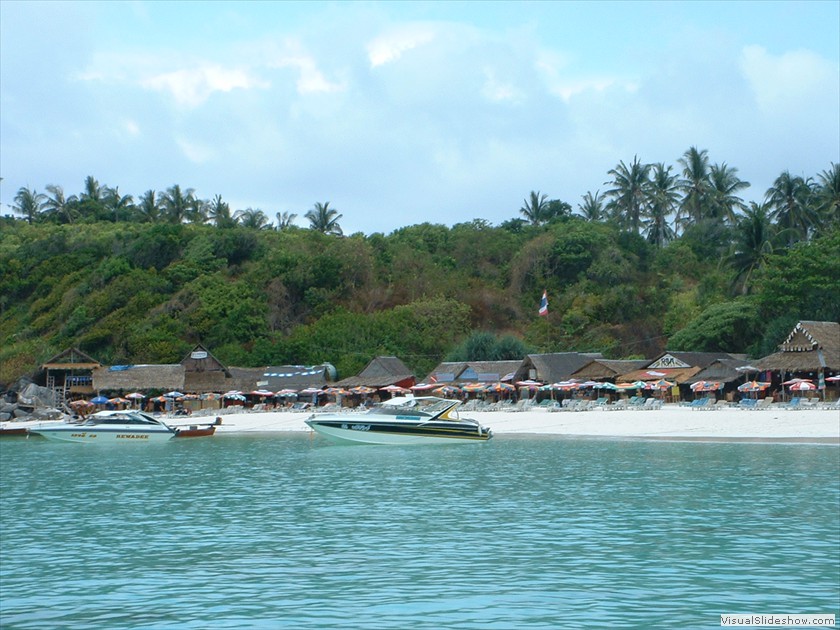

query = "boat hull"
[174, 425, 216, 438]
[306, 418, 491, 445]
[28, 425, 175, 443]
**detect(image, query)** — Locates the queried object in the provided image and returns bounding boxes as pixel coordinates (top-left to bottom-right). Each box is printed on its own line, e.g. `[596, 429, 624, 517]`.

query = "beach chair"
[713, 399, 730, 410]
[643, 397, 662, 410]
[738, 398, 757, 410]
[756, 397, 775, 410]
[783, 397, 803, 410]
[607, 399, 628, 411]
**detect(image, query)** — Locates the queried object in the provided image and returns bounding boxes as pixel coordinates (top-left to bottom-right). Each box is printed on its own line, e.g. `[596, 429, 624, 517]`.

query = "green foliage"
[668, 299, 761, 353]
[0, 200, 835, 386]
[752, 227, 840, 322]
[447, 331, 531, 361]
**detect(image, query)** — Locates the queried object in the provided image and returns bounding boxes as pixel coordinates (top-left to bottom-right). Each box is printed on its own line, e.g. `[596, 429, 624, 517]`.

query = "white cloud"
[141, 65, 269, 107]
[481, 67, 523, 103]
[267, 54, 346, 94]
[740, 45, 838, 115]
[366, 24, 437, 67]
[123, 119, 140, 137]
[176, 136, 216, 163]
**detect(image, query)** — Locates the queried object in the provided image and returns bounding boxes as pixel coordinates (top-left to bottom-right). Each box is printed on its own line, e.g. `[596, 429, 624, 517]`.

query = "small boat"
[0, 423, 29, 437]
[305, 396, 492, 445]
[28, 410, 177, 443]
[173, 423, 216, 438]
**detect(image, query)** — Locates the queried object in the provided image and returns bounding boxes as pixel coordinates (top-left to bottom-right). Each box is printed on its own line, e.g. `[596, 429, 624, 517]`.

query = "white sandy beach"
[204, 404, 840, 442]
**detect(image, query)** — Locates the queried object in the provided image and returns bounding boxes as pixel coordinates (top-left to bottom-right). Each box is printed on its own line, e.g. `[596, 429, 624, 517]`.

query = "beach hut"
[513, 352, 604, 384]
[41, 348, 102, 406]
[334, 356, 416, 391]
[182, 344, 232, 393]
[757, 321, 840, 401]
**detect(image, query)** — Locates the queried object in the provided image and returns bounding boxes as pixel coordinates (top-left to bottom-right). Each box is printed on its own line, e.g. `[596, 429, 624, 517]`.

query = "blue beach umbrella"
[90, 395, 109, 404]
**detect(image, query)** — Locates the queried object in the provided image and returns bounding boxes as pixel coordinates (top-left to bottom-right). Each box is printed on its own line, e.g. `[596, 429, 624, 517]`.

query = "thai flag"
[538, 290, 548, 316]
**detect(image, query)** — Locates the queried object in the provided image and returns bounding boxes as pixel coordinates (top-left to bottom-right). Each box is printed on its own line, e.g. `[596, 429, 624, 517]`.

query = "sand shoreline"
[204, 404, 840, 443]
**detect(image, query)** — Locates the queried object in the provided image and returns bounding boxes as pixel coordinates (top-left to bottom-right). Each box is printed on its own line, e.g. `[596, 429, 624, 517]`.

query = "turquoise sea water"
[1, 434, 838, 629]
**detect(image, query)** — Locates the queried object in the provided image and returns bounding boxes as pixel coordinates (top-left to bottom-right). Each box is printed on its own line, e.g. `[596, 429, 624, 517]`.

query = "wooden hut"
[513, 352, 603, 384]
[336, 356, 415, 389]
[182, 344, 231, 393]
[92, 364, 185, 394]
[757, 321, 840, 398]
[424, 360, 524, 385]
[41, 348, 102, 405]
[571, 359, 648, 382]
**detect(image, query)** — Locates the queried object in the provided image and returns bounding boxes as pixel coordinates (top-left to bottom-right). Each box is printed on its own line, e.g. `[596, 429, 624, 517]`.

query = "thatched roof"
[684, 358, 754, 384]
[646, 351, 740, 370]
[232, 365, 332, 391]
[184, 370, 230, 394]
[571, 359, 648, 380]
[92, 364, 185, 391]
[180, 344, 232, 393]
[757, 321, 840, 373]
[181, 344, 230, 376]
[336, 356, 415, 388]
[618, 366, 701, 384]
[42, 348, 101, 370]
[225, 367, 271, 392]
[515, 353, 603, 383]
[424, 360, 524, 384]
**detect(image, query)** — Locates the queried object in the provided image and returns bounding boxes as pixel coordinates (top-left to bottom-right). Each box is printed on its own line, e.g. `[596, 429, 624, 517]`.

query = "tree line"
[8, 147, 839, 249]
[1, 147, 837, 386]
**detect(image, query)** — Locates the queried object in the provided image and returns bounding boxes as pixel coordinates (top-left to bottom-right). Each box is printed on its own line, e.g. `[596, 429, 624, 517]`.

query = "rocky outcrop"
[1, 382, 65, 423]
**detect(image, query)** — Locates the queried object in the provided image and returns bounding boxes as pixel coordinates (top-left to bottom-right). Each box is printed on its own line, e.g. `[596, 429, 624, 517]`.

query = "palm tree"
[13, 186, 46, 223]
[43, 184, 78, 224]
[78, 175, 106, 220]
[305, 201, 343, 235]
[235, 208, 271, 230]
[137, 190, 162, 223]
[577, 190, 603, 222]
[644, 163, 678, 247]
[208, 194, 236, 228]
[765, 170, 816, 246]
[186, 197, 208, 225]
[104, 186, 135, 222]
[162, 184, 196, 224]
[677, 146, 711, 230]
[707, 163, 749, 225]
[604, 156, 650, 234]
[814, 162, 840, 230]
[519, 190, 549, 226]
[728, 201, 776, 295]
[275, 210, 297, 230]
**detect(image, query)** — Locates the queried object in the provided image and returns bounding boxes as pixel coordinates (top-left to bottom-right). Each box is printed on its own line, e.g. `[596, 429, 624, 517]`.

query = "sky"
[1, 0, 838, 235]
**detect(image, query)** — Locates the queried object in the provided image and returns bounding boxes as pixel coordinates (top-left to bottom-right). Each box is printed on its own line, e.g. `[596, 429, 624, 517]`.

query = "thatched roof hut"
[514, 352, 603, 383]
[684, 358, 755, 385]
[757, 321, 840, 374]
[336, 356, 415, 388]
[182, 345, 231, 393]
[424, 360, 524, 384]
[571, 359, 648, 381]
[41, 348, 102, 394]
[93, 364, 185, 392]
[617, 351, 738, 385]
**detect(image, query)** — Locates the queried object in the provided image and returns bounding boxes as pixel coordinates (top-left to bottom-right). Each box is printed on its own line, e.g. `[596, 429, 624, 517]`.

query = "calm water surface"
[1, 434, 838, 629]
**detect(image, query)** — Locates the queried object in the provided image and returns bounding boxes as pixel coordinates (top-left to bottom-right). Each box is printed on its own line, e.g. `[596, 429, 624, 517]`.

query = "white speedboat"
[305, 396, 492, 445]
[29, 410, 177, 443]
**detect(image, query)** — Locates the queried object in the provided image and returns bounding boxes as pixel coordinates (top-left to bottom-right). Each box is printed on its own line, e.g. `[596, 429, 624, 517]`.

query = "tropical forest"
[1, 147, 838, 386]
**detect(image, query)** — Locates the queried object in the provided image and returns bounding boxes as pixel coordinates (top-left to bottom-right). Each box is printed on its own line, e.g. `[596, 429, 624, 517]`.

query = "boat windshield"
[86, 412, 163, 426]
[376, 397, 459, 417]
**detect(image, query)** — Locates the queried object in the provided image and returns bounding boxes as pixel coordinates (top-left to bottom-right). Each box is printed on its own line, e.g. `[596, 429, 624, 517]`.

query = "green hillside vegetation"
[2, 149, 838, 386]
